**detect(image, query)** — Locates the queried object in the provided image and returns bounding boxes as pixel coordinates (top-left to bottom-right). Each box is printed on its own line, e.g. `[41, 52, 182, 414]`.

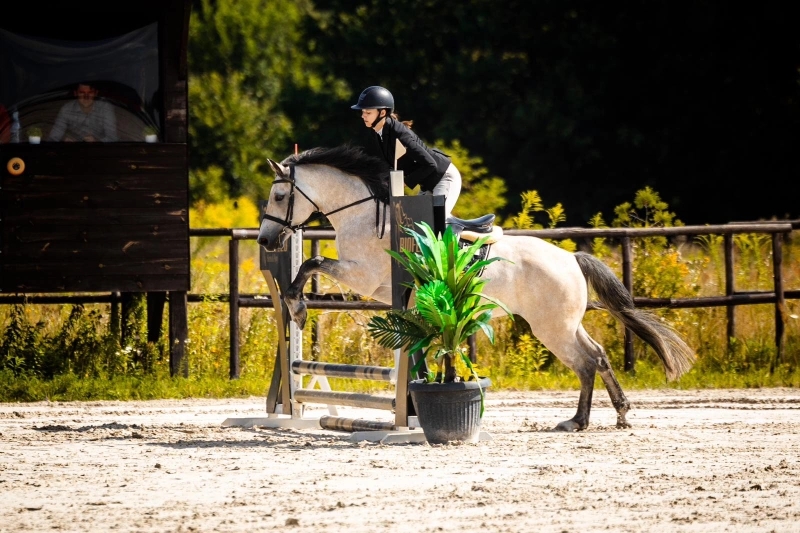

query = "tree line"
[188, 0, 800, 225]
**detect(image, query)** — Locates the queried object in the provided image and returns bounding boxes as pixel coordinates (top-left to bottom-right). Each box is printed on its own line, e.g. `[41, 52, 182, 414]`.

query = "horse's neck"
[300, 166, 381, 237]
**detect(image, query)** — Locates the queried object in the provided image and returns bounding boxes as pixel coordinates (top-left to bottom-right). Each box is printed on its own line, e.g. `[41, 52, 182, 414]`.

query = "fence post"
[229, 238, 241, 379]
[724, 234, 736, 344]
[311, 238, 321, 359]
[771, 233, 785, 372]
[621, 236, 635, 373]
[110, 291, 121, 338]
[147, 292, 167, 346]
[169, 291, 188, 377]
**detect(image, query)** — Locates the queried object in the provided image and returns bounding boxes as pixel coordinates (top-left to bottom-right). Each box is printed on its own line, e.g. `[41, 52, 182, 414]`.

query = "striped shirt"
[47, 99, 118, 142]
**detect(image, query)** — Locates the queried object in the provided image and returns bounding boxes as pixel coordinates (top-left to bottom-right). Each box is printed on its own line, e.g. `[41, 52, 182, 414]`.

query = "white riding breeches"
[421, 163, 462, 219]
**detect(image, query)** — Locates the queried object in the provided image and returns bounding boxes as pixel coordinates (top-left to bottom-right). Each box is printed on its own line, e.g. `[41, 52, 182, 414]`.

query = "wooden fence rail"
[1, 222, 797, 377]
[504, 223, 796, 371]
[217, 222, 797, 377]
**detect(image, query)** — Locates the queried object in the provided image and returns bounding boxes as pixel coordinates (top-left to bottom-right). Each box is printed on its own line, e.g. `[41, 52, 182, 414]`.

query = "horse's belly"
[484, 237, 588, 329]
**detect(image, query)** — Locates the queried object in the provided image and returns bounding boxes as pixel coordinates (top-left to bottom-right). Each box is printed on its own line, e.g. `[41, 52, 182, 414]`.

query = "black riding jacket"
[364, 117, 451, 192]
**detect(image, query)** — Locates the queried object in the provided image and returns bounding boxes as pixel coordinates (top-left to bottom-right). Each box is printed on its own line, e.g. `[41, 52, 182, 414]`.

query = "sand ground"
[1, 387, 799, 532]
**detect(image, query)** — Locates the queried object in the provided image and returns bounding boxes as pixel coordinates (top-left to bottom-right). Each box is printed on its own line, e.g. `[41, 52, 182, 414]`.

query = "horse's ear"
[268, 159, 288, 179]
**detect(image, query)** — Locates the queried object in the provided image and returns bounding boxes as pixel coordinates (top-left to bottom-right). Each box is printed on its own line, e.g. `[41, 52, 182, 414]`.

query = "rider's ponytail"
[391, 112, 413, 129]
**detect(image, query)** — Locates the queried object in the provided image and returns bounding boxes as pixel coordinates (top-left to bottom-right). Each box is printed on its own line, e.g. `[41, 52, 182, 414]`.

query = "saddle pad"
[459, 226, 503, 244]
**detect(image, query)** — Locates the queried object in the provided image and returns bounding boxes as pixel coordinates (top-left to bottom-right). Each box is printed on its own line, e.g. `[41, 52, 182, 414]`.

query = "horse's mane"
[282, 144, 391, 203]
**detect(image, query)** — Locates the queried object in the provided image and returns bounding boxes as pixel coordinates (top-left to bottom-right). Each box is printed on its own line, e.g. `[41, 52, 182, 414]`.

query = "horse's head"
[257, 158, 319, 251]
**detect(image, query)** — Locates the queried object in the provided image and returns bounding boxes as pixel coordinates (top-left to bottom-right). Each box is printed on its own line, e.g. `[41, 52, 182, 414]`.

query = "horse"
[257, 144, 696, 431]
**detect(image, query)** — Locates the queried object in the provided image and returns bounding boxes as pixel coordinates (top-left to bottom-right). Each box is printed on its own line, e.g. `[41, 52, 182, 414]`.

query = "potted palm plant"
[368, 221, 512, 444]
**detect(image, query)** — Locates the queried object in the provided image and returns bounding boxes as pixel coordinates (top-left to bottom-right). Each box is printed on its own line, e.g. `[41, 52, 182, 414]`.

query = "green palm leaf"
[415, 280, 454, 329]
[367, 310, 437, 350]
[467, 293, 514, 318]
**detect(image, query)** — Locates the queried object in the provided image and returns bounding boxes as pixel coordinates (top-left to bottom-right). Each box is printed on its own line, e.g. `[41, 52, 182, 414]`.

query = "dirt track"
[1, 388, 799, 532]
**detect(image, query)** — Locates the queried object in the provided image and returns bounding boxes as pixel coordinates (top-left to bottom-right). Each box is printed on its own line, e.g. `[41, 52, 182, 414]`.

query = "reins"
[261, 164, 388, 239]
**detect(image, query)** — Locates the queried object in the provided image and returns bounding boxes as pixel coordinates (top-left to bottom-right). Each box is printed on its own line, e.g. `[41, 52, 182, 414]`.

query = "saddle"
[446, 214, 503, 276]
[445, 214, 504, 244]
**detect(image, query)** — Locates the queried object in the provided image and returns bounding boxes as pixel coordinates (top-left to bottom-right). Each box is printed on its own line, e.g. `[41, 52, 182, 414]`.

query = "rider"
[351, 86, 462, 219]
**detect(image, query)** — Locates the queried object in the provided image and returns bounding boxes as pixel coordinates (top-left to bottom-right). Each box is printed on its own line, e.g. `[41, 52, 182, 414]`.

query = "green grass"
[1, 361, 797, 403]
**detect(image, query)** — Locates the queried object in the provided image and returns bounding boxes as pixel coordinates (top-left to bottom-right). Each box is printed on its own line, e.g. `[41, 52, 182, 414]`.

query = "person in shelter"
[47, 82, 118, 142]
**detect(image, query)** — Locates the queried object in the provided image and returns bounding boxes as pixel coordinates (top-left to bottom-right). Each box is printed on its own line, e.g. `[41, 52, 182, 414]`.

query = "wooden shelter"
[0, 0, 192, 374]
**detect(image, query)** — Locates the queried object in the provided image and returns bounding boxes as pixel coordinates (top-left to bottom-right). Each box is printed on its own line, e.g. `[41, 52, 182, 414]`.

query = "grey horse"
[257, 145, 695, 431]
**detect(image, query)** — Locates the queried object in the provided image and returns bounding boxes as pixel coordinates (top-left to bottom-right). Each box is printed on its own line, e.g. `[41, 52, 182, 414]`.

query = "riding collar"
[261, 164, 388, 238]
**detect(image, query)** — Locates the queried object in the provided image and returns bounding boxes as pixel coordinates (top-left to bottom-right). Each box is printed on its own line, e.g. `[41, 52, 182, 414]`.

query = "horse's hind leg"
[554, 360, 596, 432]
[577, 326, 631, 428]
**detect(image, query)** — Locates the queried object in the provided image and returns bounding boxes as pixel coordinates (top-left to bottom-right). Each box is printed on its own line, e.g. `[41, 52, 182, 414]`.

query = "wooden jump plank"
[319, 416, 395, 432]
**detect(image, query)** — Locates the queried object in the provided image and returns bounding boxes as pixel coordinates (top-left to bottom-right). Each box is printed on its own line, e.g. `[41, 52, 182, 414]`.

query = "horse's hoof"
[286, 299, 307, 330]
[554, 420, 585, 432]
[616, 416, 632, 429]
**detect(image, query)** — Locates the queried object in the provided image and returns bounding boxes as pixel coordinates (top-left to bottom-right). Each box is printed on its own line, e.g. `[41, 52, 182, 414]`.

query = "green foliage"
[367, 312, 437, 355]
[188, 70, 291, 200]
[189, 166, 232, 205]
[505, 190, 577, 251]
[368, 222, 512, 391]
[587, 212, 612, 258]
[0, 304, 45, 378]
[694, 233, 725, 288]
[506, 190, 543, 229]
[302, 1, 800, 226]
[0, 303, 144, 380]
[188, 0, 350, 202]
[609, 187, 697, 299]
[190, 195, 261, 229]
[502, 333, 551, 380]
[434, 140, 508, 221]
[733, 233, 773, 291]
[612, 186, 683, 230]
[175, 0, 799, 227]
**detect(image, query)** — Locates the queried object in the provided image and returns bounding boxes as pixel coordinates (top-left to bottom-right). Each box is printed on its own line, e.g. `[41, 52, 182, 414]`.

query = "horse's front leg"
[283, 256, 333, 329]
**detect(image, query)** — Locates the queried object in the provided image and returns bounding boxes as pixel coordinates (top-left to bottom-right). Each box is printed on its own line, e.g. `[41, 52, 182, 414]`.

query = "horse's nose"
[257, 235, 269, 248]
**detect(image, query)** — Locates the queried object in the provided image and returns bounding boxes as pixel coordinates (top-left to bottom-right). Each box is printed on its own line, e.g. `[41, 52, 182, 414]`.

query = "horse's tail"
[574, 252, 696, 381]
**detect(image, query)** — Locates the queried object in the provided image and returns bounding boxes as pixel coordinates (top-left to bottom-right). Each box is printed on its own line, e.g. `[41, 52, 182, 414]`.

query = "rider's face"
[75, 84, 98, 110]
[361, 109, 385, 129]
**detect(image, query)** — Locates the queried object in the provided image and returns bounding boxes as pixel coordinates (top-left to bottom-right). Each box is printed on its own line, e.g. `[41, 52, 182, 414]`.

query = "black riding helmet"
[351, 86, 394, 127]
[351, 86, 394, 111]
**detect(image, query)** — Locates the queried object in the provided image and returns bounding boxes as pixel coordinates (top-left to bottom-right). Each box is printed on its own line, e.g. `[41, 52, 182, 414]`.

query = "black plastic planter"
[408, 377, 491, 444]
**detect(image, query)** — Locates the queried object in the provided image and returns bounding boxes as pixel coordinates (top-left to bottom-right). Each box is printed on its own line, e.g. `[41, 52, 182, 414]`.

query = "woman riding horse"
[352, 86, 462, 220]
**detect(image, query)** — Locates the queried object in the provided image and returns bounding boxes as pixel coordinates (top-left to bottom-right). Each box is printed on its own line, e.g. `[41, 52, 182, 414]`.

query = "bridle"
[261, 164, 389, 241]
